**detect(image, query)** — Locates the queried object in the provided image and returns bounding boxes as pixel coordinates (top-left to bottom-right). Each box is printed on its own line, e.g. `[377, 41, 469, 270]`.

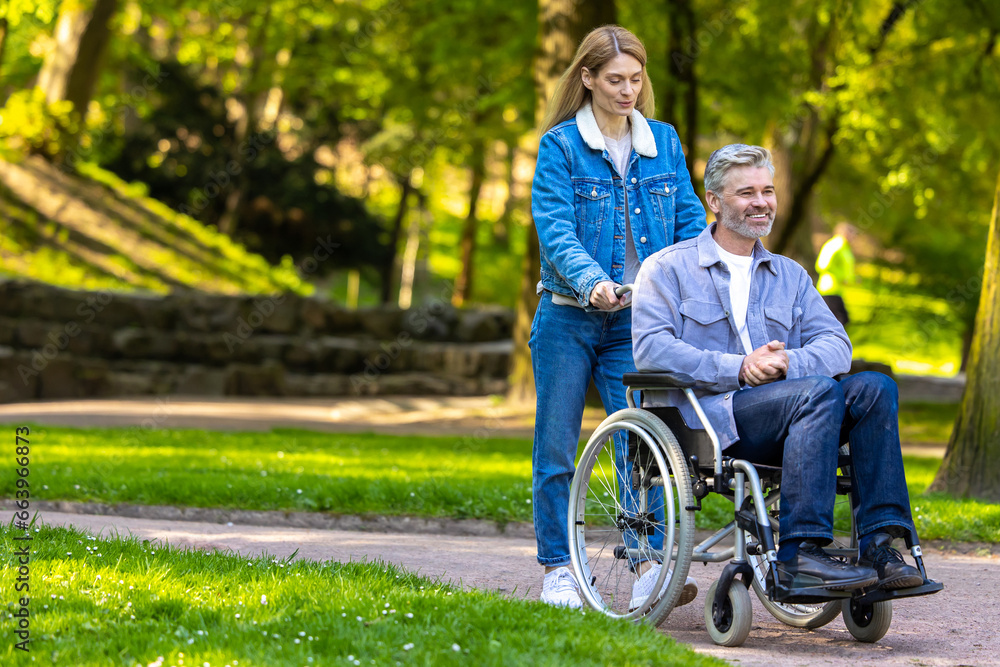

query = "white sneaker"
[629, 562, 698, 611]
[540, 567, 583, 609]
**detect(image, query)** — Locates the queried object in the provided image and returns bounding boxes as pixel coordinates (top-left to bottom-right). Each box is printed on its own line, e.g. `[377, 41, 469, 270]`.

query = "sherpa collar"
[575, 102, 657, 158]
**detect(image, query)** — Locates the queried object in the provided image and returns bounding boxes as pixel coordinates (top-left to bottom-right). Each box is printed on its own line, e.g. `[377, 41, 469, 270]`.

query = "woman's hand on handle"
[590, 281, 631, 310]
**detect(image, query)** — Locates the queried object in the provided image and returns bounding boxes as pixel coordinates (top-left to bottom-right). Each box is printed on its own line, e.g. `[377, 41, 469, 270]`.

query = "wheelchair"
[567, 371, 943, 647]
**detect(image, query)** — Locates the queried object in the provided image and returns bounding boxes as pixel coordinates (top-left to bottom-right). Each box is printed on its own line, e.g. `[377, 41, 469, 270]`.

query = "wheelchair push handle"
[615, 283, 634, 298]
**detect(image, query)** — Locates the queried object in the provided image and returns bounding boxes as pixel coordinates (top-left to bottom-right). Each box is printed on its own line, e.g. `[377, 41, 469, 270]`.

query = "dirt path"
[39, 511, 999, 667]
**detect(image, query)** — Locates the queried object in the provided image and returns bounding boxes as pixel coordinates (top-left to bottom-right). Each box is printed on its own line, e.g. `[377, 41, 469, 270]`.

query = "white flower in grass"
[356, 616, 363, 621]
[452, 644, 461, 652]
[404, 613, 413, 619]
[235, 613, 240, 618]
[295, 639, 301, 644]
[299, 631, 306, 637]
[403, 644, 414, 651]
[260, 595, 268, 605]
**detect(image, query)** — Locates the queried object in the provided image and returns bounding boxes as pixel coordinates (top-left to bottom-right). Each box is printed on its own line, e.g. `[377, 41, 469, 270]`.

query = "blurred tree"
[36, 0, 118, 154]
[508, 0, 616, 403]
[661, 0, 698, 188]
[929, 169, 1000, 502]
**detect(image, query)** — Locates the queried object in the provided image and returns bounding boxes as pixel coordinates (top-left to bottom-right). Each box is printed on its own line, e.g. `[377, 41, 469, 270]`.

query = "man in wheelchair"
[631, 143, 924, 596]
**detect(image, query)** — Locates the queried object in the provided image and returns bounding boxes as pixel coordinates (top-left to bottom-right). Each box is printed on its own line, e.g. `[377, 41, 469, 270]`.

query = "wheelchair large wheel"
[747, 459, 856, 629]
[568, 408, 695, 627]
[842, 598, 892, 643]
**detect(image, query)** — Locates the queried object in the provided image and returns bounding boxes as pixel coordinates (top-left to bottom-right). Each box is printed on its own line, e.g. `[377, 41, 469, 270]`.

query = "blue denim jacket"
[632, 224, 853, 446]
[531, 103, 706, 309]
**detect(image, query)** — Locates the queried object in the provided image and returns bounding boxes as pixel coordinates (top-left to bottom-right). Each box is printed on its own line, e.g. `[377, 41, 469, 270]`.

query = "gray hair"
[703, 144, 775, 195]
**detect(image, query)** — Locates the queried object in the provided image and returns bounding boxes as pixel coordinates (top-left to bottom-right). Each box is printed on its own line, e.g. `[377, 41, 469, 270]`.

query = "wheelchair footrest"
[770, 583, 851, 604]
[853, 580, 944, 605]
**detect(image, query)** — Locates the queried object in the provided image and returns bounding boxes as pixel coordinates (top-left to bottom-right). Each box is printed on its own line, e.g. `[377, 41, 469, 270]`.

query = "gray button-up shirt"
[632, 223, 852, 447]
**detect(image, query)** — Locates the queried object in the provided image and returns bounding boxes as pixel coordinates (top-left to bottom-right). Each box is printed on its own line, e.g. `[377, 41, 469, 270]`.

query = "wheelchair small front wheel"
[842, 598, 892, 643]
[704, 579, 753, 647]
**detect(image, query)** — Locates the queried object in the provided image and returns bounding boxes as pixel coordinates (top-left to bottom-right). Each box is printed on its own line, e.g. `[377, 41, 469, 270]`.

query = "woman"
[530, 24, 706, 608]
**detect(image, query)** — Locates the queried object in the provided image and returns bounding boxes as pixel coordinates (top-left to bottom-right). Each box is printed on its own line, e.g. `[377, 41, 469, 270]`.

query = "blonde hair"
[539, 25, 654, 136]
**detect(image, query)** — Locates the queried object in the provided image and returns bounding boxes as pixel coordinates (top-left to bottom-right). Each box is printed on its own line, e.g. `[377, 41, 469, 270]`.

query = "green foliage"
[845, 264, 965, 375]
[0, 88, 79, 158]
[0, 524, 723, 666]
[2, 0, 998, 326]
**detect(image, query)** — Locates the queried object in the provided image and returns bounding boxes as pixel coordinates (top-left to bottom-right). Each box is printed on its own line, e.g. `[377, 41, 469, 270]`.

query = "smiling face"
[707, 165, 777, 251]
[581, 53, 643, 122]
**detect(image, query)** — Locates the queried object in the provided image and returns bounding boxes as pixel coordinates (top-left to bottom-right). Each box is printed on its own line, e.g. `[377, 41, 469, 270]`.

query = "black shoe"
[775, 541, 878, 591]
[859, 533, 924, 590]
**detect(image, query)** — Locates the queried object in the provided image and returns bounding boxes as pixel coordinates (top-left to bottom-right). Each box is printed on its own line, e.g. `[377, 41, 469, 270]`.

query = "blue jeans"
[530, 294, 638, 567]
[728, 372, 914, 549]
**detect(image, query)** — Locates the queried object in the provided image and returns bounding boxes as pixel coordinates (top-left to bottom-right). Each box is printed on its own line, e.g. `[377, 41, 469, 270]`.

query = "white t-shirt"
[715, 242, 755, 354]
[604, 131, 641, 285]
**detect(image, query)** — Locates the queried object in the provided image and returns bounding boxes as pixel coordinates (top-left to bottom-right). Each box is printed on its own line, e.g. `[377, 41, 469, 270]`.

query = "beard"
[720, 206, 774, 239]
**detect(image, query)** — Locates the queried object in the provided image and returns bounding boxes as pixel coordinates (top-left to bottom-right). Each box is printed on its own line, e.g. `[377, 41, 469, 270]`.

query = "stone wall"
[0, 281, 514, 402]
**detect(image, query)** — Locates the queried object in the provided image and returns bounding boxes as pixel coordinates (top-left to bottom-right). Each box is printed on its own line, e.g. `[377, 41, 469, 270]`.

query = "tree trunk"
[38, 0, 118, 112]
[0, 18, 8, 86]
[36, 0, 118, 158]
[508, 0, 616, 403]
[494, 139, 517, 249]
[217, 6, 272, 236]
[453, 137, 487, 306]
[398, 191, 427, 309]
[380, 174, 414, 304]
[928, 170, 1000, 502]
[665, 0, 699, 192]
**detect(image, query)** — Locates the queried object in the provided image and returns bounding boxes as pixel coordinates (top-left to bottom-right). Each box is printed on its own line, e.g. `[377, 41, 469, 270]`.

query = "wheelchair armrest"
[622, 371, 703, 390]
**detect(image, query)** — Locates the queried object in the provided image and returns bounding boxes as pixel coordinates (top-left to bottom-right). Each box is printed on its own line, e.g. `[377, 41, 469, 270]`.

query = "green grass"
[898, 402, 959, 443]
[0, 524, 723, 666]
[2, 416, 995, 543]
[2, 426, 535, 525]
